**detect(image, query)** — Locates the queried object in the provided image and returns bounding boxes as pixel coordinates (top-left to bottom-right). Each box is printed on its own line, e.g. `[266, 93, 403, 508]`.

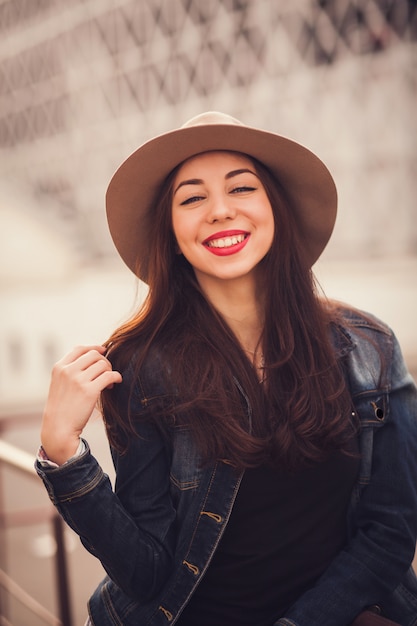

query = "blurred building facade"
[0, 0, 416, 411]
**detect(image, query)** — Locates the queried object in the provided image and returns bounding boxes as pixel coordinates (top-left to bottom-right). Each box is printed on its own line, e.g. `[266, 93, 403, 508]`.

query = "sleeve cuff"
[37, 439, 86, 468]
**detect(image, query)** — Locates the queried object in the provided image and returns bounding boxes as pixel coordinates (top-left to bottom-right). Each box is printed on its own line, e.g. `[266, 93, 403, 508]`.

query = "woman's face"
[171, 151, 275, 290]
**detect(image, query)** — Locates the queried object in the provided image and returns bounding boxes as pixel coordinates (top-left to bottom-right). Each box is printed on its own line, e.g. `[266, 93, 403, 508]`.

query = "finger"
[54, 358, 121, 394]
[55, 351, 110, 382]
[101, 370, 123, 388]
[83, 369, 123, 397]
[58, 345, 106, 367]
[77, 358, 120, 383]
[74, 350, 113, 374]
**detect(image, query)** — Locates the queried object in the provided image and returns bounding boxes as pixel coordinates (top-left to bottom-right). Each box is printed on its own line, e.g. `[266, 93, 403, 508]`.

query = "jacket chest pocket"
[354, 391, 388, 488]
[169, 425, 203, 492]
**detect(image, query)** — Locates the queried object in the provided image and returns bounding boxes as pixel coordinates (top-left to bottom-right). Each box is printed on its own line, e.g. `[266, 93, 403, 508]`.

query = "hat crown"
[181, 111, 243, 129]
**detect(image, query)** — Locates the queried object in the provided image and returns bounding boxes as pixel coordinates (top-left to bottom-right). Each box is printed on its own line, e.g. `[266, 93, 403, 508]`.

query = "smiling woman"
[36, 112, 417, 626]
[171, 151, 275, 294]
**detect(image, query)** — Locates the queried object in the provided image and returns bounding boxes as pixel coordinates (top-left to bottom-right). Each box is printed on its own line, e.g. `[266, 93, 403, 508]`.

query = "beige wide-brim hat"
[106, 112, 337, 282]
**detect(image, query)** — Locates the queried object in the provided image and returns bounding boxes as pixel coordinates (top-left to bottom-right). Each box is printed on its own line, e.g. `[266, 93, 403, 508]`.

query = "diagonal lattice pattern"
[0, 0, 415, 147]
[0, 0, 416, 262]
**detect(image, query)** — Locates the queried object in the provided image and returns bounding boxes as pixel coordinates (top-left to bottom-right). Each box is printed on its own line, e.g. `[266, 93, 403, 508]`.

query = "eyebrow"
[173, 168, 258, 195]
[173, 178, 204, 195]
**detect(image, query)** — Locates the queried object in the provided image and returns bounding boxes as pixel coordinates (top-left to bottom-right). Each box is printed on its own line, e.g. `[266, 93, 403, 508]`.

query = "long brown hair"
[101, 154, 355, 470]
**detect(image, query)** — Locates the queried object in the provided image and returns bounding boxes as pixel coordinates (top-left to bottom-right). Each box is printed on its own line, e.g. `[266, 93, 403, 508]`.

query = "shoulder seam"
[335, 304, 391, 336]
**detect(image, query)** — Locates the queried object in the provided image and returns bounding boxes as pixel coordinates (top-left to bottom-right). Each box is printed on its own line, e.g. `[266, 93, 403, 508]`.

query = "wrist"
[40, 436, 81, 466]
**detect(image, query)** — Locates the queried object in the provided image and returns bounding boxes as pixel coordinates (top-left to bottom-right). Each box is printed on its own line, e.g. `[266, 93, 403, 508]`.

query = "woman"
[36, 112, 417, 625]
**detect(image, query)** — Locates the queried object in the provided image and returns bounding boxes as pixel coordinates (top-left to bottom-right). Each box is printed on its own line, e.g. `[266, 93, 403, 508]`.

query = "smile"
[206, 234, 246, 248]
[203, 231, 249, 256]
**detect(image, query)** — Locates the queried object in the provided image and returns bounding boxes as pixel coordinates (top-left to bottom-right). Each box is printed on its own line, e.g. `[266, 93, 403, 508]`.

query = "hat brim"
[106, 121, 337, 281]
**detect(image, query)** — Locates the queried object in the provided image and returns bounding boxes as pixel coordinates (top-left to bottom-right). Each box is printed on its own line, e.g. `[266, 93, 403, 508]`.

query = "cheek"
[172, 213, 198, 247]
[261, 205, 275, 235]
[171, 222, 192, 258]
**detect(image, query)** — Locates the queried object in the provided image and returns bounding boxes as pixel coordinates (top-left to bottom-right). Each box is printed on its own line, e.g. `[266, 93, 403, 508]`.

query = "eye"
[180, 194, 205, 206]
[230, 185, 257, 194]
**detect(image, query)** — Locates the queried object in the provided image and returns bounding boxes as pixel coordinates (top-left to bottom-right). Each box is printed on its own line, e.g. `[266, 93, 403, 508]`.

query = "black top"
[177, 442, 360, 626]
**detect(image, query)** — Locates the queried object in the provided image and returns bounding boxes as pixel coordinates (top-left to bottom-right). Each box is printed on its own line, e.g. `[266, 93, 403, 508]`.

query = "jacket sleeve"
[35, 367, 177, 603]
[275, 330, 417, 626]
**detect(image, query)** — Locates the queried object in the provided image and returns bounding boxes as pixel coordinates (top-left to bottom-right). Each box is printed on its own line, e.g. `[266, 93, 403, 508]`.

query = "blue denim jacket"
[36, 307, 417, 626]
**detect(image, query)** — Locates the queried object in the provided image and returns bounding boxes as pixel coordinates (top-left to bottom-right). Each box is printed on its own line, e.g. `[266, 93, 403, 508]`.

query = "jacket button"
[371, 402, 384, 420]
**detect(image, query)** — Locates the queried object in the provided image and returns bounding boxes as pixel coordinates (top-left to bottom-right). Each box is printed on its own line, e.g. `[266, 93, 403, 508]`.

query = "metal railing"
[0, 439, 73, 626]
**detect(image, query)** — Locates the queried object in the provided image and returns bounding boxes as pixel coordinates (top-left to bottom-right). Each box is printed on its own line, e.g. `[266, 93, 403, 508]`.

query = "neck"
[197, 273, 264, 353]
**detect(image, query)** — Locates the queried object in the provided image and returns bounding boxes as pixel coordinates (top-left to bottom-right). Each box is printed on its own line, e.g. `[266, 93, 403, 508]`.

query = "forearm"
[35, 442, 176, 601]
[274, 540, 412, 626]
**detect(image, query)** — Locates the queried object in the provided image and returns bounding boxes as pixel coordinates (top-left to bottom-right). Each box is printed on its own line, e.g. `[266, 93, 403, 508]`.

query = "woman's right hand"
[40, 345, 122, 465]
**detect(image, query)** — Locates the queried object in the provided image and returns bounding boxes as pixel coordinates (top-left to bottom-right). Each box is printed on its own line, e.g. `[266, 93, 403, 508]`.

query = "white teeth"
[207, 234, 246, 248]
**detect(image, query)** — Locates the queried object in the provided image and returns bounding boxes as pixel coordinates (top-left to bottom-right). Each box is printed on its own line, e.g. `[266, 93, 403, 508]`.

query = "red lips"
[203, 230, 249, 256]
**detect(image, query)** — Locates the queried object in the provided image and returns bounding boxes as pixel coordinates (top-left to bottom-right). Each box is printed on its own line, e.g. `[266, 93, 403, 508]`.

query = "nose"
[207, 195, 236, 223]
